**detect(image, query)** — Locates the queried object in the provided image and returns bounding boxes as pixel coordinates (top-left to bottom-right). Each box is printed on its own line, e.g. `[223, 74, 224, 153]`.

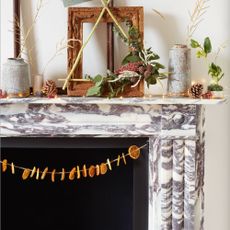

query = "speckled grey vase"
[2, 58, 30, 98]
[167, 44, 191, 97]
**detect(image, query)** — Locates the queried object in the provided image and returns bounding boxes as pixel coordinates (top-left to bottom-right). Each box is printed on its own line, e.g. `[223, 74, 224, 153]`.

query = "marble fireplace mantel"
[0, 96, 226, 230]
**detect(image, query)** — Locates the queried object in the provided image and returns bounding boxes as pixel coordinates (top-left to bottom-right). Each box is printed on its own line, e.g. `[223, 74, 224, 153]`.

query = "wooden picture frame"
[13, 0, 21, 57]
[67, 7, 144, 97]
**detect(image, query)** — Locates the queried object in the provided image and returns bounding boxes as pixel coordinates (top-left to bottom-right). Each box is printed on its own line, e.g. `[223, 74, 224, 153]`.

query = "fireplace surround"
[0, 96, 226, 230]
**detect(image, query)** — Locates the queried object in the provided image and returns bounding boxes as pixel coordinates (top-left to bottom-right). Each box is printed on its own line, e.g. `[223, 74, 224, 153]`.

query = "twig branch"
[187, 0, 210, 43]
[42, 39, 82, 76]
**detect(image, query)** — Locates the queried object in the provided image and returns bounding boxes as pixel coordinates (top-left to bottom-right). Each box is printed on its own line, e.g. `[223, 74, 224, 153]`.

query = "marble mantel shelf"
[0, 96, 227, 105]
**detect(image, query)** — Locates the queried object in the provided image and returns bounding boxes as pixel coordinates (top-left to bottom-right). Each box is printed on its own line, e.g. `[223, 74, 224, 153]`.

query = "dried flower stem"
[17, 0, 44, 58]
[42, 39, 81, 76]
[187, 0, 210, 43]
[214, 40, 229, 62]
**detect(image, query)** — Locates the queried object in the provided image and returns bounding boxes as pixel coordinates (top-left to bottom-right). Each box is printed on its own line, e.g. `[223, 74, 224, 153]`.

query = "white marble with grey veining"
[0, 99, 209, 230]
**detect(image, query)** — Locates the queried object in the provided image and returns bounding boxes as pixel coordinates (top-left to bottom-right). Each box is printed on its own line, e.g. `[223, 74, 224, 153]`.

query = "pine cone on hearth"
[42, 80, 57, 98]
[189, 83, 204, 98]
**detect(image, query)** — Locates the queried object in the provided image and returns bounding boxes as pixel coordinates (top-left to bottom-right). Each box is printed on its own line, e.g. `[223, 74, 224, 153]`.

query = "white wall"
[1, 0, 230, 229]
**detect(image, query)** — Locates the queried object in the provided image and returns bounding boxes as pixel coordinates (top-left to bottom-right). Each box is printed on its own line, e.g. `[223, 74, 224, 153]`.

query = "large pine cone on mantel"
[42, 80, 57, 98]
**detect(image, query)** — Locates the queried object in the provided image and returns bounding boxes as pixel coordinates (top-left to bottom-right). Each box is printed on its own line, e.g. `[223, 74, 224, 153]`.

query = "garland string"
[1, 144, 148, 180]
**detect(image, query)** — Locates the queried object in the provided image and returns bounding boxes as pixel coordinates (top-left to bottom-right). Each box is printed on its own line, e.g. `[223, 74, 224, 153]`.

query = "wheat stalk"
[41, 39, 82, 76]
[17, 0, 45, 58]
[187, 0, 210, 43]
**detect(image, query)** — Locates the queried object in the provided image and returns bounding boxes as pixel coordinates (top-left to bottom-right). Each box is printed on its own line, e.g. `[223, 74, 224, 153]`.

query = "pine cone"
[189, 83, 204, 98]
[42, 80, 57, 98]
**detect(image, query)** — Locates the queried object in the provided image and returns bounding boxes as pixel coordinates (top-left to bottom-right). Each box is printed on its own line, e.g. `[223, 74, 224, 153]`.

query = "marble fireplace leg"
[172, 140, 185, 230]
[161, 140, 173, 229]
[184, 140, 196, 229]
[149, 106, 205, 230]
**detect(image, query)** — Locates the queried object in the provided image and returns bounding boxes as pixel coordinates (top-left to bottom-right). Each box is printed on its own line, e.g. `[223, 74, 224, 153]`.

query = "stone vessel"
[168, 44, 191, 97]
[2, 58, 30, 97]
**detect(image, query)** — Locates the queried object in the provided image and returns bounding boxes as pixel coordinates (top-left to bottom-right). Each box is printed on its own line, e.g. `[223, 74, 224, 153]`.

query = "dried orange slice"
[2, 159, 7, 172]
[100, 163, 108, 175]
[36, 168, 40, 180]
[128, 145, 140, 160]
[107, 159, 112, 171]
[77, 166, 81, 179]
[11, 163, 15, 174]
[61, 168, 65, 181]
[82, 165, 87, 178]
[22, 168, 30, 180]
[41, 167, 49, 180]
[122, 153, 127, 165]
[88, 165, 96, 178]
[51, 169, 56, 182]
[30, 166, 36, 178]
[95, 165, 100, 176]
[117, 155, 121, 167]
[69, 167, 76, 180]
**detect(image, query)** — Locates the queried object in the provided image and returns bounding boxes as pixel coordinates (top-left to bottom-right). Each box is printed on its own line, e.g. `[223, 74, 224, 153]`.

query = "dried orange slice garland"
[128, 145, 141, 160]
[0, 144, 146, 182]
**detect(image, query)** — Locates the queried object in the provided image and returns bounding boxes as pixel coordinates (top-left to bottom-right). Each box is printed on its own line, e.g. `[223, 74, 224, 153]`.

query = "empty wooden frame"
[67, 7, 144, 96]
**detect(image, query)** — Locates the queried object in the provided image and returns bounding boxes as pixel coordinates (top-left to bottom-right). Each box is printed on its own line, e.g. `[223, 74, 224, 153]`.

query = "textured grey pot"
[2, 58, 30, 97]
[167, 44, 191, 97]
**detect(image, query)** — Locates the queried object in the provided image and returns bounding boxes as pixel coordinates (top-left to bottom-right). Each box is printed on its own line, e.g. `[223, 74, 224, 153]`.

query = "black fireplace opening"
[1, 138, 149, 230]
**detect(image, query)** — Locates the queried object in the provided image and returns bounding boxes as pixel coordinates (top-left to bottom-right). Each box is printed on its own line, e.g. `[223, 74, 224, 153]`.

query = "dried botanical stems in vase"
[12, 0, 45, 60]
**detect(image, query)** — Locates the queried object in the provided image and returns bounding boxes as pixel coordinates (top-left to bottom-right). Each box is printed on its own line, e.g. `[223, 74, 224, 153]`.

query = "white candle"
[33, 74, 43, 96]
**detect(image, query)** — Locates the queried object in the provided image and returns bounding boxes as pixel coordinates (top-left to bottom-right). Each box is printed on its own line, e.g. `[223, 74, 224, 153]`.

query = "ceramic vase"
[167, 44, 191, 97]
[2, 58, 30, 98]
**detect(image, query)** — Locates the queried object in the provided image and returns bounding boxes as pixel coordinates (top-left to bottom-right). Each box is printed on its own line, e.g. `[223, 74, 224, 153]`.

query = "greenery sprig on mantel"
[191, 37, 225, 91]
[86, 23, 167, 97]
